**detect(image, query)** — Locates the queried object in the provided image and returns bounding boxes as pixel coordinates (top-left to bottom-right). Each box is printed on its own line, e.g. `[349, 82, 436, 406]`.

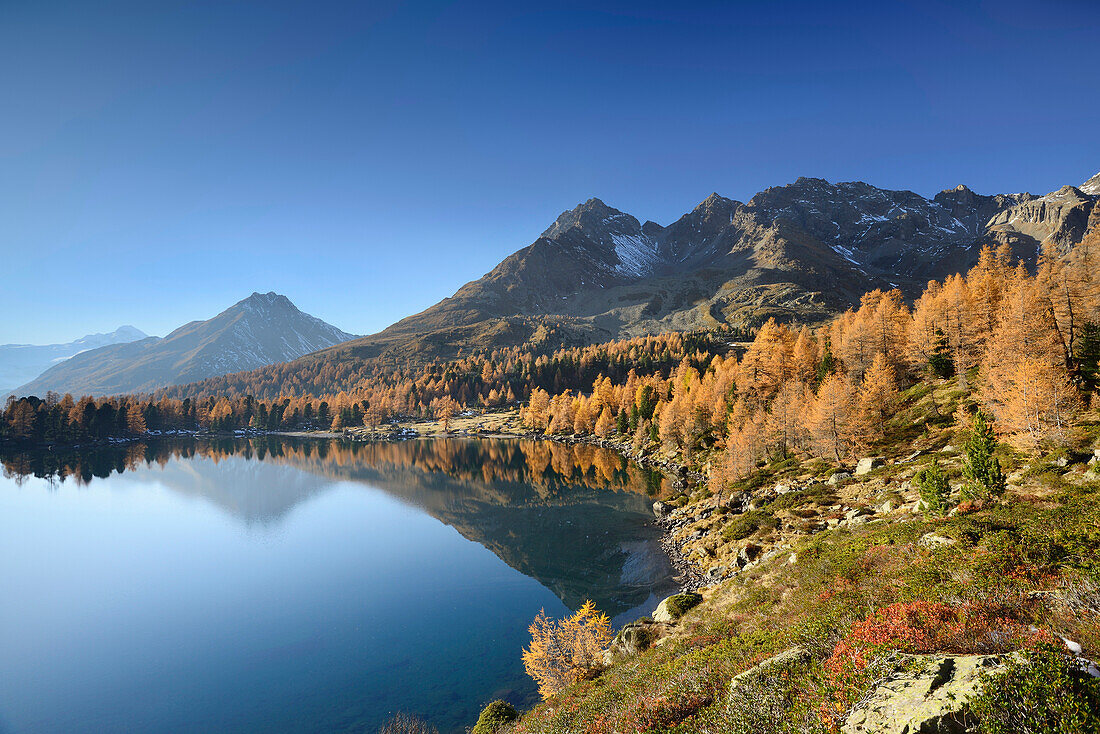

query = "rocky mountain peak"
[1082, 171, 1100, 196]
[541, 197, 631, 239]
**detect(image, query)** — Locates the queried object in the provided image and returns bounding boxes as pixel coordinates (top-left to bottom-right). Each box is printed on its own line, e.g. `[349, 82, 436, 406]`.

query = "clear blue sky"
[2, 0, 1098, 344]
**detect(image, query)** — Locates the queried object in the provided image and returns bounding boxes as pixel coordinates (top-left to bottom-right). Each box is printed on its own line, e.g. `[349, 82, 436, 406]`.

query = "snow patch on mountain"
[612, 233, 662, 277]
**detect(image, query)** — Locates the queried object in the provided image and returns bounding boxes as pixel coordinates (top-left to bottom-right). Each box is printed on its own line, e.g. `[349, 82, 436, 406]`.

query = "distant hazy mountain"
[15, 293, 356, 397]
[0, 326, 147, 394]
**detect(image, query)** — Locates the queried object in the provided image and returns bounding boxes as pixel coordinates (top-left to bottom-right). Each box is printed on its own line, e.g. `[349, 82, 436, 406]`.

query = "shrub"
[521, 600, 613, 700]
[821, 601, 1055, 726]
[378, 712, 439, 734]
[662, 592, 703, 619]
[971, 646, 1100, 734]
[722, 510, 779, 541]
[472, 700, 518, 734]
[916, 458, 952, 517]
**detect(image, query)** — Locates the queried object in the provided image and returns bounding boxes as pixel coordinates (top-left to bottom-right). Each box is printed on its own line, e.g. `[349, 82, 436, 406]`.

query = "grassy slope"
[498, 377, 1100, 733]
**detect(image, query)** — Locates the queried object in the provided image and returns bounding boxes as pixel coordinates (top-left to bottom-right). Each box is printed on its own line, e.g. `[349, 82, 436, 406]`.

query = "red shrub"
[820, 601, 1056, 728]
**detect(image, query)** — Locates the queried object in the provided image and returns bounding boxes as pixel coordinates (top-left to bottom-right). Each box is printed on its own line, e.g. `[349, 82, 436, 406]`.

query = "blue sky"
[2, 0, 1098, 344]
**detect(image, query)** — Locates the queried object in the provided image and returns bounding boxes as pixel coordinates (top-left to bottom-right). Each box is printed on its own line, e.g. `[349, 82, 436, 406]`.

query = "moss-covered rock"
[652, 592, 703, 623]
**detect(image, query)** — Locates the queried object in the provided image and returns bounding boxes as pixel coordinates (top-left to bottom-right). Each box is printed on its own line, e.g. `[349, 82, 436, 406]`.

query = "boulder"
[845, 507, 872, 521]
[855, 457, 885, 475]
[652, 592, 703, 623]
[652, 500, 669, 517]
[728, 646, 812, 701]
[827, 471, 852, 486]
[735, 543, 761, 567]
[842, 654, 1009, 734]
[604, 621, 662, 664]
[919, 532, 957, 549]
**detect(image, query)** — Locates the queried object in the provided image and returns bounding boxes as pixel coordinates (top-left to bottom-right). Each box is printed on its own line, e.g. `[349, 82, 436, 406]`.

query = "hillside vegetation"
[465, 236, 1100, 733]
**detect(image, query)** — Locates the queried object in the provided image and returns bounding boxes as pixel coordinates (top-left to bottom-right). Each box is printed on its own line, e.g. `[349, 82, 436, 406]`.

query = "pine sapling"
[917, 458, 952, 517]
[961, 411, 1006, 500]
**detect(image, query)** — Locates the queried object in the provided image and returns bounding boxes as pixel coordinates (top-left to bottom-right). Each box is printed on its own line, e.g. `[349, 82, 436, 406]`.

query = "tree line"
[0, 331, 719, 445]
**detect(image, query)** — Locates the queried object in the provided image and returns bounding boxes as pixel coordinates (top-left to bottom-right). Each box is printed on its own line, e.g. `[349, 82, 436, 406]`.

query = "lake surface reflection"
[0, 438, 675, 734]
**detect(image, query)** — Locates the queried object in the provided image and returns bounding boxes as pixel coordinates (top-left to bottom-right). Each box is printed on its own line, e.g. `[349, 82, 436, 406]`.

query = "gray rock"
[736, 543, 761, 567]
[845, 507, 872, 521]
[604, 621, 661, 664]
[652, 500, 669, 517]
[774, 482, 793, 495]
[919, 532, 957, 549]
[827, 471, 852, 486]
[1054, 456, 1070, 468]
[879, 500, 895, 513]
[842, 654, 1009, 734]
[855, 457, 885, 475]
[728, 646, 812, 702]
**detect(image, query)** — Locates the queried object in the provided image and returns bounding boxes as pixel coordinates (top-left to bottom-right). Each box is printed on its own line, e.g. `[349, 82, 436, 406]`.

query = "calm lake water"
[0, 438, 676, 734]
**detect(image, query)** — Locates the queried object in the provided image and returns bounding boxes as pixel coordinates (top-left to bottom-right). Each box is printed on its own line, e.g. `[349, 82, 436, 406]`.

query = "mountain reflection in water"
[1, 436, 677, 620]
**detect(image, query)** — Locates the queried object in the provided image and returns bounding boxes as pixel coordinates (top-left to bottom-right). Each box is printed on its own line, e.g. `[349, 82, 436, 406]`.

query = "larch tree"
[594, 406, 615, 438]
[858, 352, 898, 436]
[521, 601, 612, 701]
[805, 372, 859, 464]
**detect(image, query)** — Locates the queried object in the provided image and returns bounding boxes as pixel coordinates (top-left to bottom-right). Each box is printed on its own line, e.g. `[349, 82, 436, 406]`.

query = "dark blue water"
[0, 438, 675, 734]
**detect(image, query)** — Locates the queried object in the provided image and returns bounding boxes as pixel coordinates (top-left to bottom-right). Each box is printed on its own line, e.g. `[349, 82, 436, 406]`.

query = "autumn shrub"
[377, 712, 439, 734]
[821, 601, 1055, 726]
[522, 600, 613, 700]
[970, 646, 1100, 734]
[769, 484, 837, 511]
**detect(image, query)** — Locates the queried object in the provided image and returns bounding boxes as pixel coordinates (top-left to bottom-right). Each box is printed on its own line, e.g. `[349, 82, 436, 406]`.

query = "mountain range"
[0, 326, 147, 395]
[305, 170, 1100, 366]
[11, 170, 1100, 401]
[13, 293, 356, 397]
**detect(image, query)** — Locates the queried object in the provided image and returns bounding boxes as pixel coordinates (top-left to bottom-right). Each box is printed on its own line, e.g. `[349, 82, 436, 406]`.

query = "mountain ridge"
[309, 171, 1098, 368]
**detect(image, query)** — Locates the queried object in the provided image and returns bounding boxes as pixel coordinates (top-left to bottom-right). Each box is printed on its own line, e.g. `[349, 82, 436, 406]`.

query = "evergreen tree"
[916, 458, 951, 517]
[961, 411, 1006, 500]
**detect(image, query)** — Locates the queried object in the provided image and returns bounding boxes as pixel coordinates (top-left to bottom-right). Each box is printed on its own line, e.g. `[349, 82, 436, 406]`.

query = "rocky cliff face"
[986, 185, 1098, 254]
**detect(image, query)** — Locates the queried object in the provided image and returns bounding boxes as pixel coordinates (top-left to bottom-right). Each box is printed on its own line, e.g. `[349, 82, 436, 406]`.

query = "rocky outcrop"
[727, 646, 812, 702]
[985, 185, 1098, 254]
[652, 592, 703, 623]
[842, 654, 1009, 734]
[604, 620, 665, 664]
